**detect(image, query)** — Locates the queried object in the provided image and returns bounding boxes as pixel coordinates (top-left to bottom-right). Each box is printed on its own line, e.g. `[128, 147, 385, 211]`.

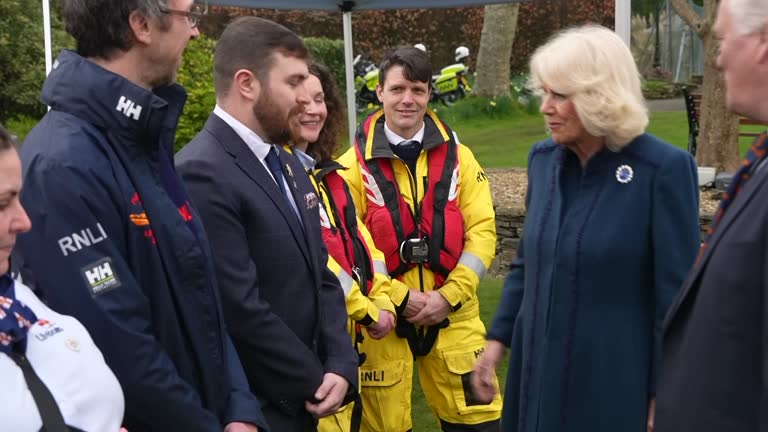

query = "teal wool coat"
[487, 134, 700, 432]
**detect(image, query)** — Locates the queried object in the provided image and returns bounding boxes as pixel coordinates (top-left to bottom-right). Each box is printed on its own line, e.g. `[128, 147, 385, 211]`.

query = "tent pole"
[615, 0, 631, 46]
[42, 0, 53, 76]
[343, 11, 356, 147]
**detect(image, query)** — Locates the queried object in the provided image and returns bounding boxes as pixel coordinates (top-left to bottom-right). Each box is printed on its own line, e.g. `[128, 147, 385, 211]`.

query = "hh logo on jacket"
[116, 96, 142, 121]
[80, 257, 122, 297]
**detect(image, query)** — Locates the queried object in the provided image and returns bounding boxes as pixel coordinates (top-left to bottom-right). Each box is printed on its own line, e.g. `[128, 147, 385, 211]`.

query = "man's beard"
[144, 55, 179, 89]
[253, 90, 303, 144]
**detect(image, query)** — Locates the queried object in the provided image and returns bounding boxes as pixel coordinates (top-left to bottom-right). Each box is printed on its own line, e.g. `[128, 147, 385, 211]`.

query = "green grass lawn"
[450, 110, 760, 169]
[410, 277, 507, 431]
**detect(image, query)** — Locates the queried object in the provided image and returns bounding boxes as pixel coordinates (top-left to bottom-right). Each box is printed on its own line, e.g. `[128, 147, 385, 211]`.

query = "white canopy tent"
[41, 0, 632, 142]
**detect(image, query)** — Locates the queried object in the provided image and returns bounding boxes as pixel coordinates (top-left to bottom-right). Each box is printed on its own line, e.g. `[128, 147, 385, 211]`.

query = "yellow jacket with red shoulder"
[337, 109, 495, 310]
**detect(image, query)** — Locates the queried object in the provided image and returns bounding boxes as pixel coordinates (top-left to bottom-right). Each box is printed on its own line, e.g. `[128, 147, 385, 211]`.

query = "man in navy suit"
[655, 0, 768, 430]
[176, 17, 358, 432]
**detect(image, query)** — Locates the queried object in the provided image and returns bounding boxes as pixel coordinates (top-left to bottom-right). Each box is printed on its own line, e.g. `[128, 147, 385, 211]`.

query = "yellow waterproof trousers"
[318, 402, 354, 432]
[320, 301, 501, 431]
[358, 328, 413, 432]
[416, 300, 503, 428]
[319, 321, 412, 432]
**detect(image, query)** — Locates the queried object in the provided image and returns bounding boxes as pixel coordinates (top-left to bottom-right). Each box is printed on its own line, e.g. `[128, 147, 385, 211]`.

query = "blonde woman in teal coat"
[471, 25, 701, 432]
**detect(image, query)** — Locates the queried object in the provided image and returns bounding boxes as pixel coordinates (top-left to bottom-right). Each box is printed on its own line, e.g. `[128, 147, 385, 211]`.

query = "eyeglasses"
[160, 3, 205, 28]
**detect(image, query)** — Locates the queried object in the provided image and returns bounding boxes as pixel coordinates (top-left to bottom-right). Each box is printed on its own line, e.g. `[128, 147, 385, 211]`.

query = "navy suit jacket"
[176, 114, 358, 416]
[656, 158, 768, 431]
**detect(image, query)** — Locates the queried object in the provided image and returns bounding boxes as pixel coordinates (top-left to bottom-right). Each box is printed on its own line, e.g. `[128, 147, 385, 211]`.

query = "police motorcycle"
[353, 54, 380, 113]
[430, 46, 472, 106]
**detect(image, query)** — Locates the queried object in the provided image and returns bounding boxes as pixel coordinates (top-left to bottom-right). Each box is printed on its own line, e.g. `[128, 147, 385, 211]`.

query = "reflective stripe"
[373, 260, 388, 276]
[457, 251, 487, 279]
[337, 269, 355, 297]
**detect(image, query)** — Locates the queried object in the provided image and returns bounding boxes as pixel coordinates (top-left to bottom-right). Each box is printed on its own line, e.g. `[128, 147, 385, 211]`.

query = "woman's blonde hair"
[529, 25, 648, 149]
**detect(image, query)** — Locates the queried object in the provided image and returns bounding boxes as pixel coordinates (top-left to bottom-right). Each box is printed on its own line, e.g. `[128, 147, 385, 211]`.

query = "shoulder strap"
[427, 133, 459, 278]
[8, 351, 69, 432]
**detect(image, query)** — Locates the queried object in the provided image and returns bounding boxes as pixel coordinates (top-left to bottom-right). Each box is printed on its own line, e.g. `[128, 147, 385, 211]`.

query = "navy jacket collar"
[41, 50, 187, 151]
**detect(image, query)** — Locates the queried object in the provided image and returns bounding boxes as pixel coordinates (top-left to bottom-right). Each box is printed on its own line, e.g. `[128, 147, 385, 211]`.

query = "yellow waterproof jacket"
[285, 146, 405, 324]
[337, 110, 496, 309]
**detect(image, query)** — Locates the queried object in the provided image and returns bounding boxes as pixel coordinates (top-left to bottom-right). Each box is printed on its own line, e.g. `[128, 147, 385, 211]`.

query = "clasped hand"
[403, 289, 452, 326]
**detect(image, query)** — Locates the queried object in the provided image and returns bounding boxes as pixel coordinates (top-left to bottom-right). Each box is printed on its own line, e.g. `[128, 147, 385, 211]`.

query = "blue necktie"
[265, 146, 301, 223]
[390, 140, 422, 175]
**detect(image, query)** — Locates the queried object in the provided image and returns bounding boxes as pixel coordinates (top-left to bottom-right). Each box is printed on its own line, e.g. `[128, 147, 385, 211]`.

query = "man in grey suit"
[176, 17, 358, 432]
[655, 0, 768, 430]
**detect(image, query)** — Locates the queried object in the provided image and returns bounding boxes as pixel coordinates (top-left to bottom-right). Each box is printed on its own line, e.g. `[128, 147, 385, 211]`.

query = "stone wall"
[490, 207, 715, 276]
[490, 207, 525, 277]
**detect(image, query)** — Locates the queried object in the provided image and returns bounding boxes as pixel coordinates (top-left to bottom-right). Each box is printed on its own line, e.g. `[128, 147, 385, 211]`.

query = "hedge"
[174, 35, 347, 151]
[304, 37, 346, 98]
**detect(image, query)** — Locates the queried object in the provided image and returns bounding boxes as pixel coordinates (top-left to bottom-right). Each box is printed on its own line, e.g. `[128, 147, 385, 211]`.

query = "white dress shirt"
[384, 121, 425, 145]
[383, 120, 461, 146]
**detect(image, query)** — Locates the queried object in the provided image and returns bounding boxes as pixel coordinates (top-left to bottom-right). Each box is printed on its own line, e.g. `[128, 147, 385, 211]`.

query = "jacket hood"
[40, 50, 187, 145]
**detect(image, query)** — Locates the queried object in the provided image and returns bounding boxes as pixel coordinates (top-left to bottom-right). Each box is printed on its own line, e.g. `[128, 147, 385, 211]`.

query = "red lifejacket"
[316, 164, 374, 297]
[354, 110, 465, 286]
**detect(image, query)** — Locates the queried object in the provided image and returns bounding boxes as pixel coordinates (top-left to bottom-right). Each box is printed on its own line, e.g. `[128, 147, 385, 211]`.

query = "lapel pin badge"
[285, 164, 294, 178]
[305, 192, 318, 210]
[616, 164, 633, 184]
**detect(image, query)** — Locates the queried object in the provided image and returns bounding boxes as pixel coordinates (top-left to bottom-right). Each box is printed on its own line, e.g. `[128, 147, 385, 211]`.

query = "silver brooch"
[615, 165, 633, 184]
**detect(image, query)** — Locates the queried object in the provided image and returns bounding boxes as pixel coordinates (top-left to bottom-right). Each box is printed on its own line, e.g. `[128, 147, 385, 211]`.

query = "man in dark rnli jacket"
[12, 1, 266, 431]
[337, 47, 502, 431]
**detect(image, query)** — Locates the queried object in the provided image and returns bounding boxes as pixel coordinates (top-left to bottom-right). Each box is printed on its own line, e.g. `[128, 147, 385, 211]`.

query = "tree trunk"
[697, 30, 740, 171]
[474, 3, 519, 98]
[670, 0, 740, 171]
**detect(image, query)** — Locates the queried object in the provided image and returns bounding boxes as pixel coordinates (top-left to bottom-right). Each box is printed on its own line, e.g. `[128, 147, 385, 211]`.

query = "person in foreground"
[176, 18, 358, 432]
[471, 25, 700, 432]
[288, 62, 412, 432]
[655, 0, 768, 430]
[338, 47, 501, 431]
[12, 1, 265, 430]
[0, 124, 125, 431]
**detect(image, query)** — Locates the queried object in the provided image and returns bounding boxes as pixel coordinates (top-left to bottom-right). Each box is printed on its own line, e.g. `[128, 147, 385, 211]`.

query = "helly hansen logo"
[81, 258, 122, 297]
[116, 96, 142, 121]
[85, 262, 112, 284]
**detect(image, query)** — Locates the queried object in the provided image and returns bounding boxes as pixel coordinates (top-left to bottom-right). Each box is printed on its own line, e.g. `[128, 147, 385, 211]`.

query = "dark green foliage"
[304, 37, 346, 98]
[175, 35, 217, 152]
[431, 96, 520, 124]
[5, 115, 39, 144]
[0, 0, 72, 123]
[642, 79, 685, 100]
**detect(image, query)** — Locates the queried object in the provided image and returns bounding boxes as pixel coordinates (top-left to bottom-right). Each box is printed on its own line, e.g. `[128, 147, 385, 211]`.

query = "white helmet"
[455, 46, 470, 62]
[414, 43, 427, 52]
